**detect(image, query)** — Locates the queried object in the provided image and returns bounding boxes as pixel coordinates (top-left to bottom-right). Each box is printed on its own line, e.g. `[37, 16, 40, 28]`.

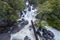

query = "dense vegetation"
[0, 0, 60, 32]
[35, 0, 60, 30]
[0, 0, 24, 31]
[30, 0, 60, 30]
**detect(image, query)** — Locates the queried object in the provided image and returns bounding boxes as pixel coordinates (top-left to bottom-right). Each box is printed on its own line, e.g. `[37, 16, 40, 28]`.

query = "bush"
[0, 0, 24, 29]
[36, 0, 60, 30]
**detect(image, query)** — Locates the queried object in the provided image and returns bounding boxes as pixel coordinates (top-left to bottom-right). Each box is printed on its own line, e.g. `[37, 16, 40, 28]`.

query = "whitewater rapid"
[10, 0, 60, 40]
[10, 1, 37, 40]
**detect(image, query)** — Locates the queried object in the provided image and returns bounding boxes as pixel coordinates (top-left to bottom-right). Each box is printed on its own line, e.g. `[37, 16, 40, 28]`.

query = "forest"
[0, 0, 60, 40]
[0, 0, 60, 32]
[35, 0, 60, 30]
[0, 0, 24, 32]
[30, 0, 60, 30]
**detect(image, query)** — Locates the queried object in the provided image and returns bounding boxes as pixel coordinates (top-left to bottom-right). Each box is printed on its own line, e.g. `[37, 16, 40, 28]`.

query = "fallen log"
[31, 20, 39, 40]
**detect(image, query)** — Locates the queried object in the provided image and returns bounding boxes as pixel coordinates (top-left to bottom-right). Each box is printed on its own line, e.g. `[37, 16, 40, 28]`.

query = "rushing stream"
[10, 0, 37, 40]
[10, 0, 60, 40]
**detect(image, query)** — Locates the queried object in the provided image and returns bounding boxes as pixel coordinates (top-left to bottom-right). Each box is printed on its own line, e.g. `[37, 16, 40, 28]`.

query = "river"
[10, 0, 60, 40]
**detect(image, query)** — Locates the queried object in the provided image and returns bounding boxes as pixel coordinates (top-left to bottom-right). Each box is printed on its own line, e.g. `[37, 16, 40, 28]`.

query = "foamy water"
[10, 0, 60, 40]
[10, 1, 37, 40]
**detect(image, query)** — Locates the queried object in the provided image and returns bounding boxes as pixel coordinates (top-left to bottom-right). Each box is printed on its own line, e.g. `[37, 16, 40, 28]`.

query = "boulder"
[28, 6, 31, 11]
[20, 11, 23, 16]
[24, 36, 31, 40]
[17, 19, 23, 23]
[42, 29, 54, 40]
[24, 11, 26, 14]
[42, 28, 47, 34]
[21, 20, 28, 25]
[47, 30, 54, 38]
[37, 27, 42, 31]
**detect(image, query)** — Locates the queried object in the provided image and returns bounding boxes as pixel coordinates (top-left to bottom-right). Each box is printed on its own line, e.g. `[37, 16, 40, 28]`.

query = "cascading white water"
[10, 0, 60, 40]
[10, 1, 37, 40]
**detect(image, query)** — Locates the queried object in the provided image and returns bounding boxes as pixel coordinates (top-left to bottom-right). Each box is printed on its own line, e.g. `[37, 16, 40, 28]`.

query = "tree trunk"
[31, 20, 39, 40]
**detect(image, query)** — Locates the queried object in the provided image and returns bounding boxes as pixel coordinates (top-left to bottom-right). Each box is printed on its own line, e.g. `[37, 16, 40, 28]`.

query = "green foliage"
[36, 0, 60, 30]
[0, 0, 24, 25]
[46, 8, 60, 30]
[37, 0, 47, 4]
[7, 0, 24, 10]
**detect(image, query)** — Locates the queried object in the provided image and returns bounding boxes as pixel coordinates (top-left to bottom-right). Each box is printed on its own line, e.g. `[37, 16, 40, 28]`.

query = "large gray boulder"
[42, 29, 55, 40]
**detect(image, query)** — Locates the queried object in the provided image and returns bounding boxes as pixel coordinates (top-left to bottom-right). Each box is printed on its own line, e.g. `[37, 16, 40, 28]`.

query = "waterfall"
[10, 0, 60, 40]
[10, 0, 37, 40]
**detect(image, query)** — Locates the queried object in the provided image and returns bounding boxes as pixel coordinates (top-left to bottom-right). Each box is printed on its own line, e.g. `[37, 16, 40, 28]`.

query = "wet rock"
[17, 19, 23, 23]
[24, 36, 31, 40]
[29, 26, 32, 30]
[22, 18, 25, 21]
[42, 29, 49, 39]
[20, 11, 23, 16]
[22, 15, 24, 17]
[47, 30, 54, 38]
[42, 28, 47, 34]
[10, 26, 22, 34]
[29, 28, 31, 31]
[37, 27, 42, 31]
[17, 19, 28, 26]
[21, 20, 28, 25]
[42, 29, 54, 40]
[42, 33, 50, 39]
[24, 11, 26, 14]
[29, 25, 32, 28]
[28, 6, 31, 11]
[43, 34, 54, 40]
[17, 20, 22, 24]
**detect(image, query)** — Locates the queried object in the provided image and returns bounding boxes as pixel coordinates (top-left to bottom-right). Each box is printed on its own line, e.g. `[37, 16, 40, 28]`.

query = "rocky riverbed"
[0, 0, 60, 40]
